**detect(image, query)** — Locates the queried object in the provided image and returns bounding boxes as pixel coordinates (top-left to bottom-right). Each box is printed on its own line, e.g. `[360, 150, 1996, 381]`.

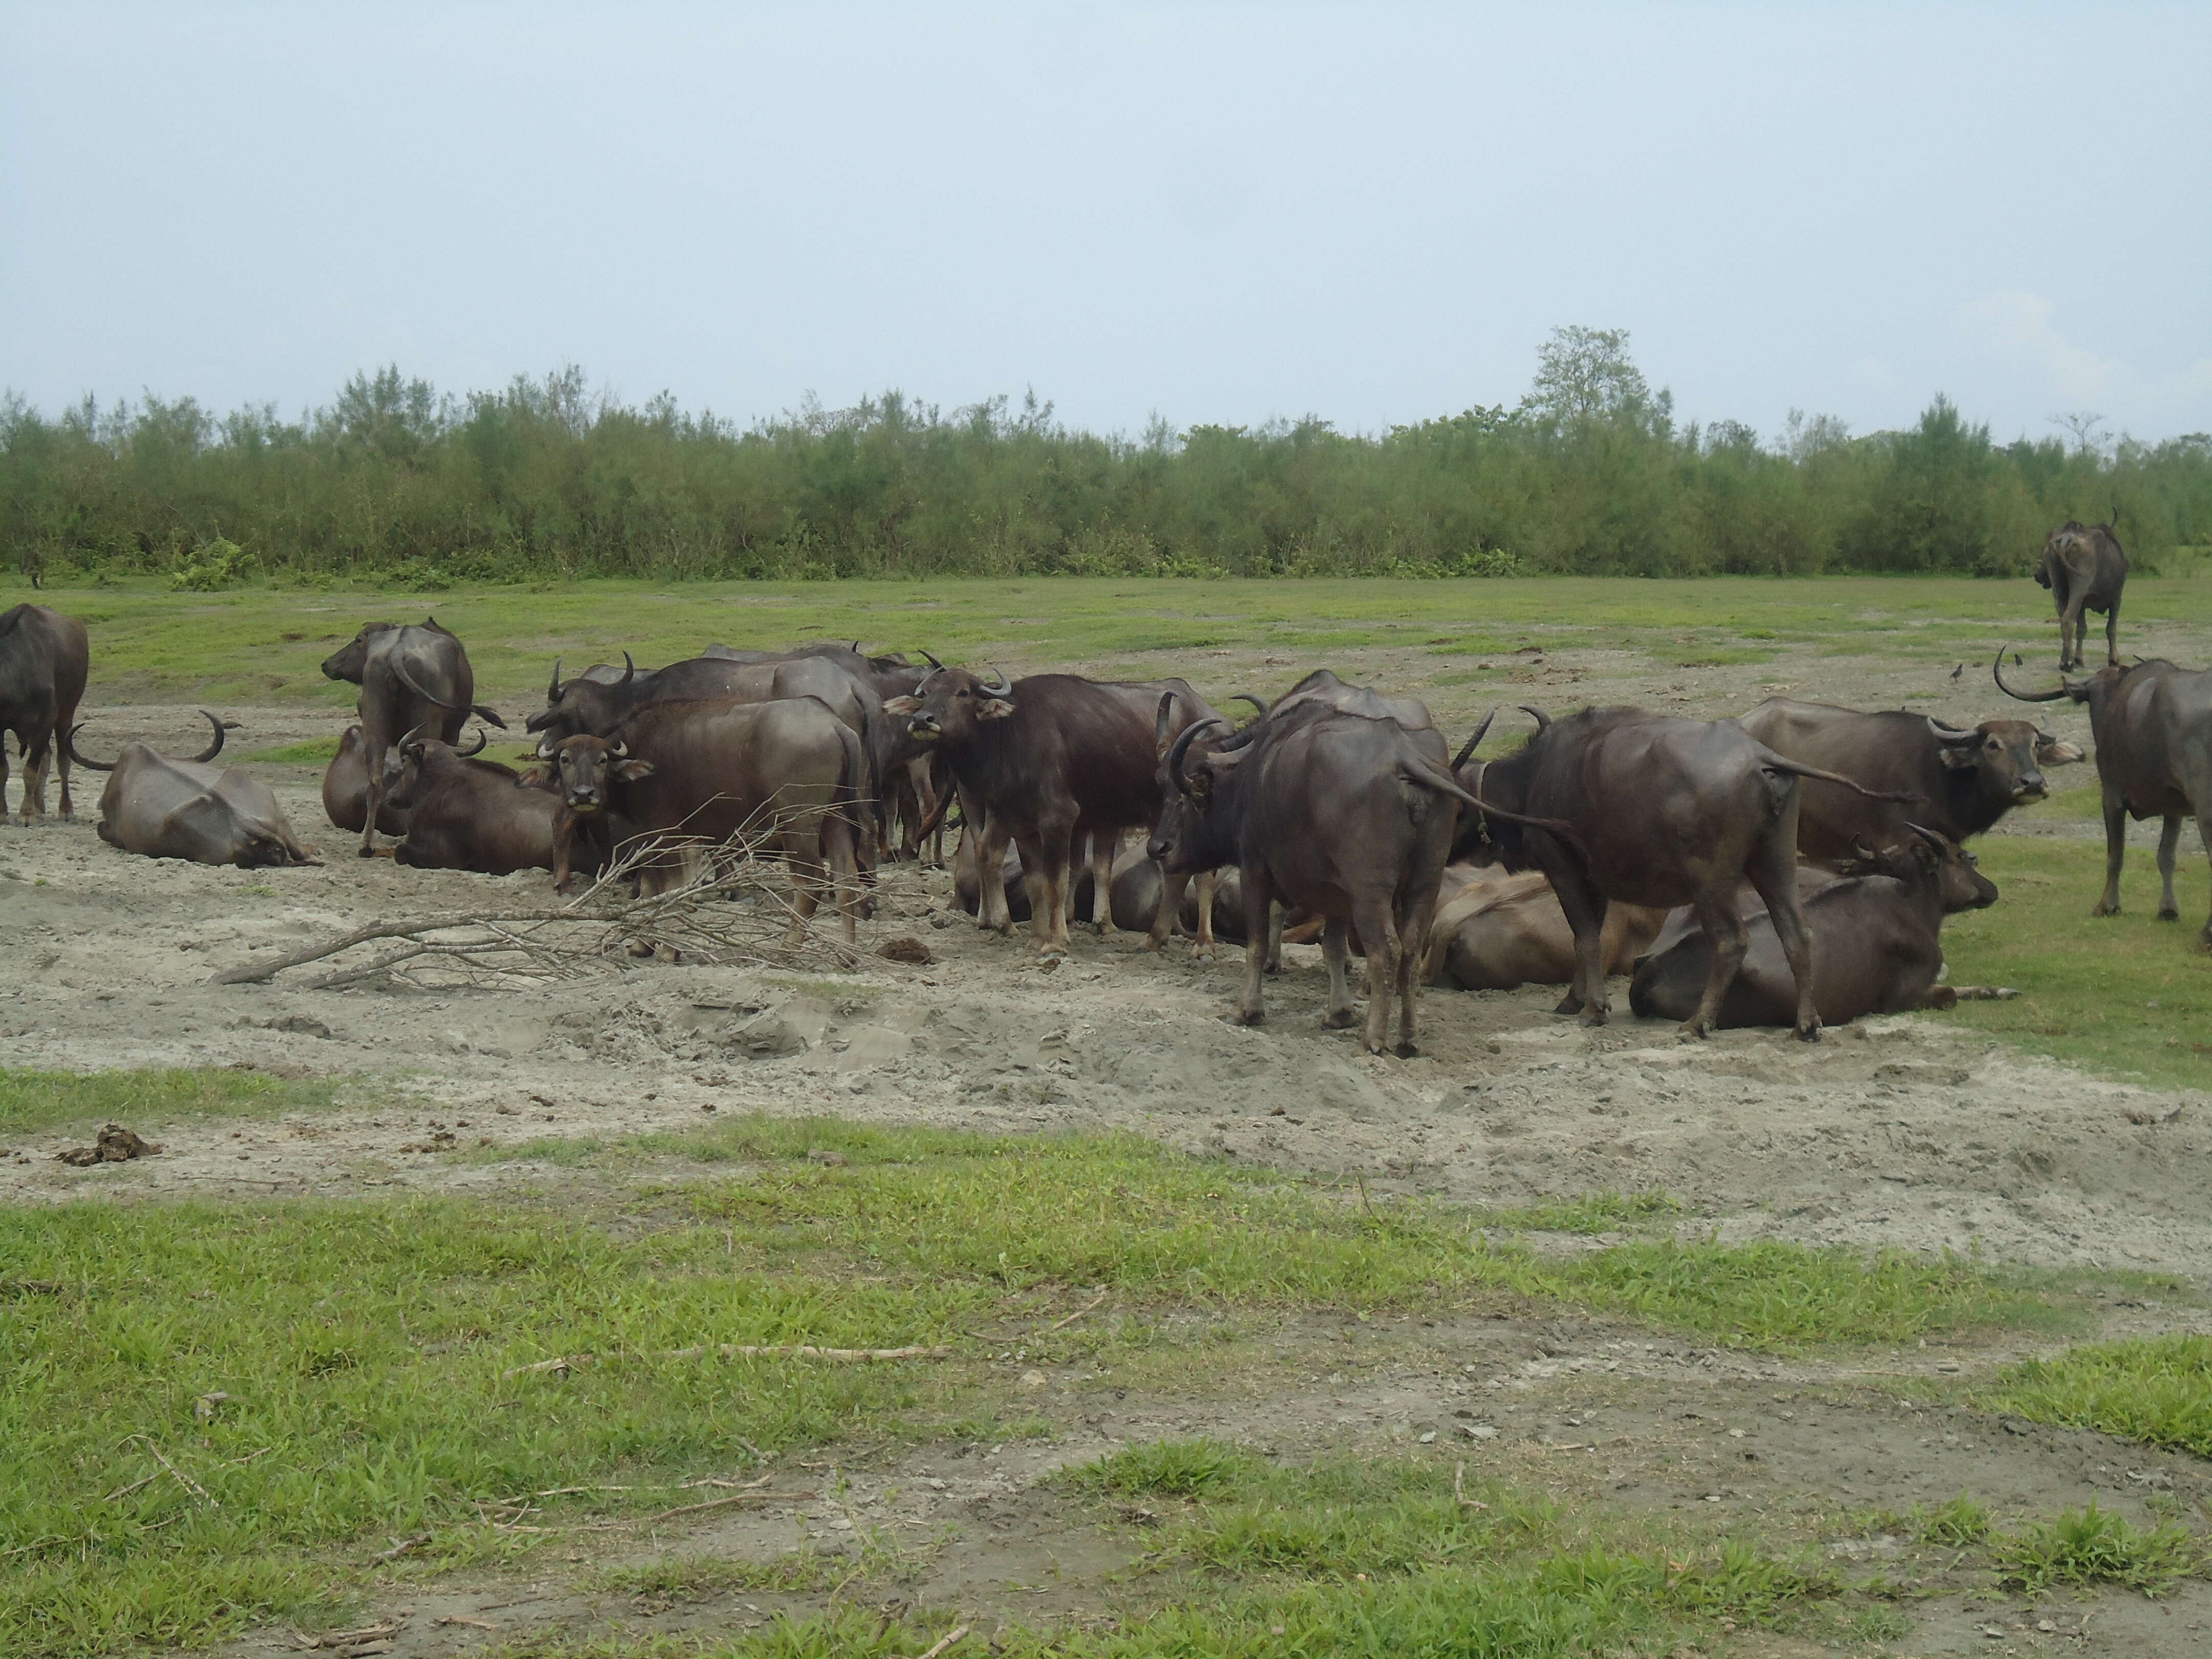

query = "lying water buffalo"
[70, 713, 312, 867]
[524, 695, 867, 942]
[322, 618, 504, 858]
[1423, 868, 1667, 993]
[1996, 646, 2212, 944]
[1457, 706, 1913, 1039]
[322, 725, 410, 836]
[953, 833, 1257, 946]
[2037, 519, 2128, 672]
[1738, 697, 2055, 862]
[1, 602, 89, 823]
[1155, 700, 1545, 1055]
[382, 728, 561, 876]
[1629, 826, 1997, 1027]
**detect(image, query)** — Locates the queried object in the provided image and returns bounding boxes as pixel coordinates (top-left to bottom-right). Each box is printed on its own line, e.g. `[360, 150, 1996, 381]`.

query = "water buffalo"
[1246, 668, 1436, 732]
[1423, 868, 1667, 993]
[1457, 706, 1915, 1039]
[885, 667, 1220, 956]
[322, 725, 411, 836]
[1629, 826, 1998, 1027]
[321, 619, 504, 858]
[1996, 646, 2212, 944]
[1155, 701, 1532, 1055]
[2037, 519, 2128, 671]
[381, 728, 562, 876]
[70, 713, 312, 867]
[952, 833, 1257, 946]
[1738, 698, 2055, 861]
[1, 603, 89, 823]
[523, 695, 866, 942]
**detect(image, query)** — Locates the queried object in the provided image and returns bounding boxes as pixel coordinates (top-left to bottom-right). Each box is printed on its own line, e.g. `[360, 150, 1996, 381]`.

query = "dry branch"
[501, 1342, 954, 1379]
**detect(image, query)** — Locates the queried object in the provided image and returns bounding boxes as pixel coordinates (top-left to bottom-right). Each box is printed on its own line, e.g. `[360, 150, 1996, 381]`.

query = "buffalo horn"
[920, 649, 945, 670]
[456, 725, 488, 757]
[62, 722, 115, 771]
[1518, 705, 1552, 732]
[1451, 707, 1498, 770]
[1928, 719, 1979, 745]
[397, 721, 430, 754]
[619, 651, 636, 687]
[536, 735, 559, 758]
[1154, 691, 1176, 748]
[188, 710, 235, 763]
[1166, 718, 1225, 798]
[1991, 644, 2072, 703]
[547, 657, 564, 702]
[978, 667, 1013, 696]
[1231, 692, 1269, 717]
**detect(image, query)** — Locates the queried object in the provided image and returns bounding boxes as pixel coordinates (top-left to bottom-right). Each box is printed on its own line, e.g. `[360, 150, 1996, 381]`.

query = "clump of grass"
[1994, 1502, 2202, 1598]
[0, 1066, 338, 1138]
[1861, 1492, 1990, 1546]
[1983, 1335, 2212, 1456]
[1487, 1189, 1683, 1234]
[238, 735, 341, 764]
[1065, 1438, 1257, 1498]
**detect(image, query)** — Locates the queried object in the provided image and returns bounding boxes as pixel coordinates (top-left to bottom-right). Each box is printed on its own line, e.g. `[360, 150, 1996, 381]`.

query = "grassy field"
[0, 1111, 2116, 1657]
[36, 572, 2208, 706]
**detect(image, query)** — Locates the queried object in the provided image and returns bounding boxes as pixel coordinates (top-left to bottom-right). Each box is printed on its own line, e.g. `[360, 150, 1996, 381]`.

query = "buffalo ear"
[978, 698, 1016, 721]
[883, 695, 922, 716]
[613, 758, 656, 781]
[516, 765, 556, 790]
[1937, 745, 1977, 772]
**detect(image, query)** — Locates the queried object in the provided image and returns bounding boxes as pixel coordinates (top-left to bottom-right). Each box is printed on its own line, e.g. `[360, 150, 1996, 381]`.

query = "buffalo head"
[526, 653, 636, 739]
[883, 664, 1014, 749]
[520, 732, 654, 814]
[321, 622, 398, 684]
[1929, 717, 2048, 806]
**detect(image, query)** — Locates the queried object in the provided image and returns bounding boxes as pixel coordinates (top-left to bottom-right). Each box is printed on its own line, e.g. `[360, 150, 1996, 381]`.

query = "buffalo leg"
[1087, 828, 1117, 932]
[2197, 810, 2212, 949]
[0, 736, 10, 821]
[1321, 918, 1357, 1029]
[1544, 863, 1609, 1024]
[2106, 597, 2122, 668]
[2094, 789, 2128, 916]
[1391, 894, 1432, 1058]
[1193, 869, 1217, 961]
[1020, 825, 1073, 957]
[2157, 814, 2182, 921]
[1234, 867, 1275, 1025]
[1748, 842, 1821, 1041]
[1683, 896, 1748, 1039]
[1265, 900, 1285, 972]
[16, 726, 48, 822]
[822, 813, 861, 949]
[2062, 596, 2089, 673]
[1357, 903, 1400, 1056]
[977, 817, 1013, 934]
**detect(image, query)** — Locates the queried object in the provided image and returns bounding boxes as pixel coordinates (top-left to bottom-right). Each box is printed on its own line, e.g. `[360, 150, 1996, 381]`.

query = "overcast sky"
[4, 3, 2208, 446]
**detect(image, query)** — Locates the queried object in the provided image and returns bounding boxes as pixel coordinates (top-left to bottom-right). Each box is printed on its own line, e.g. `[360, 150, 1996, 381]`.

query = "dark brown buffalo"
[1246, 668, 1435, 732]
[321, 618, 504, 858]
[952, 834, 1257, 947]
[1, 603, 89, 823]
[1423, 868, 1667, 992]
[524, 696, 866, 942]
[322, 725, 410, 836]
[1629, 826, 1998, 1027]
[1738, 697, 2056, 861]
[70, 713, 311, 867]
[1155, 701, 1522, 1055]
[1996, 646, 2212, 944]
[1457, 706, 1914, 1039]
[2037, 519, 2128, 671]
[381, 728, 561, 876]
[885, 667, 1218, 956]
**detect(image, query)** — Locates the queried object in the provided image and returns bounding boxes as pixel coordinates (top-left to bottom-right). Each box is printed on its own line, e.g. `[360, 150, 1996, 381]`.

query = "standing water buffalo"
[1457, 706, 1915, 1039]
[1154, 700, 1547, 1055]
[2037, 519, 2128, 672]
[523, 696, 866, 942]
[1996, 646, 2212, 945]
[1630, 826, 1998, 1027]
[381, 728, 562, 876]
[321, 619, 504, 858]
[322, 725, 411, 836]
[1, 603, 90, 823]
[1738, 698, 2058, 862]
[885, 667, 1219, 957]
[69, 713, 312, 867]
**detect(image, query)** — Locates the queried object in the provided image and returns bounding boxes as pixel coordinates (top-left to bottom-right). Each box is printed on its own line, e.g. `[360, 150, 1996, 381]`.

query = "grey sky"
[5, 3, 2208, 445]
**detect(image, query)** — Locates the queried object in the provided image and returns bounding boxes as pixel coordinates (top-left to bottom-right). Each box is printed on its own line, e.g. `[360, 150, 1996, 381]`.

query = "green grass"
[0, 1112, 2065, 1654]
[1982, 1335, 2212, 1457]
[1484, 1189, 1682, 1234]
[1066, 1438, 1258, 1498]
[0, 1067, 338, 1139]
[37, 573, 2208, 710]
[237, 734, 341, 764]
[1993, 1502, 2203, 1598]
[1929, 837, 2212, 1090]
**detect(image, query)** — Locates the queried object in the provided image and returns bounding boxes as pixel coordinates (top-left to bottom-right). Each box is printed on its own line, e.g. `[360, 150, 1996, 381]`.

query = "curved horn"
[396, 721, 430, 752]
[1231, 692, 1269, 717]
[1452, 707, 1499, 770]
[536, 735, 559, 758]
[978, 666, 1013, 696]
[1902, 821, 1945, 847]
[547, 656, 564, 703]
[187, 710, 230, 763]
[62, 722, 115, 772]
[851, 640, 863, 653]
[1154, 692, 1176, 748]
[1518, 705, 1552, 732]
[1927, 718, 1979, 745]
[455, 725, 488, 758]
[619, 651, 636, 687]
[1166, 718, 1225, 798]
[610, 737, 629, 758]
[1992, 644, 2071, 703]
[920, 649, 944, 671]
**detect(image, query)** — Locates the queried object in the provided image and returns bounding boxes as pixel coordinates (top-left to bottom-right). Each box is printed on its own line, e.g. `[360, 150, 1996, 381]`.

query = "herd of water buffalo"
[0, 516, 2205, 1054]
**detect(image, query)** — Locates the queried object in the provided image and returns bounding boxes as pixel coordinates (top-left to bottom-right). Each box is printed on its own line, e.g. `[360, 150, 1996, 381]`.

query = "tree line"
[4, 328, 2206, 586]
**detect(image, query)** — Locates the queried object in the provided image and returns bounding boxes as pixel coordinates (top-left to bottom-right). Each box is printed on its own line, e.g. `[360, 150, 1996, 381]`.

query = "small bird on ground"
[1950, 663, 1963, 681]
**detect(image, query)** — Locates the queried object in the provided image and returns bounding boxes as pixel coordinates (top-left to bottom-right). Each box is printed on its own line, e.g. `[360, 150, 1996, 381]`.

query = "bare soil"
[6, 629, 2209, 1657]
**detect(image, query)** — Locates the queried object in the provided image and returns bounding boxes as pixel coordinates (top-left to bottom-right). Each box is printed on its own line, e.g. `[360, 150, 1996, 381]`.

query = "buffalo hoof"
[1793, 1020, 1823, 1043]
[2158, 907, 2180, 922]
[1191, 944, 1217, 964]
[1233, 1007, 1265, 1026]
[1551, 995, 1584, 1017]
[1322, 1008, 1358, 1029]
[1579, 1008, 1609, 1028]
[1676, 1020, 1710, 1041]
[356, 844, 378, 859]
[1391, 1041, 1419, 1059]
[2092, 900, 2121, 918]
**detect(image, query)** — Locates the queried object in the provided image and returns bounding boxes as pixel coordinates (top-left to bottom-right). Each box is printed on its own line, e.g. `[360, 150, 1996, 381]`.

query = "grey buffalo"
[70, 713, 312, 867]
[322, 725, 411, 836]
[382, 728, 562, 876]
[1, 603, 90, 823]
[321, 618, 504, 858]
[1423, 868, 1667, 993]
[2037, 519, 2128, 671]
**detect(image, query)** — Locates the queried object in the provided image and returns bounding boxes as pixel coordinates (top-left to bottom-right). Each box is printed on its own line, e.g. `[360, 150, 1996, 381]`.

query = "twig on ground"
[1043, 1289, 1110, 1333]
[369, 1533, 432, 1563]
[628, 1490, 817, 1525]
[122, 1434, 215, 1507]
[1453, 1462, 1488, 1512]
[905, 1625, 971, 1659]
[501, 1342, 952, 1379]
